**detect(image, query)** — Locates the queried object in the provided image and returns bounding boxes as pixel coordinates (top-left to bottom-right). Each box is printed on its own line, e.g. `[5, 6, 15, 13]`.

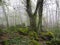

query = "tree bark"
[26, 0, 37, 31]
[38, 0, 43, 32]
[26, 0, 43, 32]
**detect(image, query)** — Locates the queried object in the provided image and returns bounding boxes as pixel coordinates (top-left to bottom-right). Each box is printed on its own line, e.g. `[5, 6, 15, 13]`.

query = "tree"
[26, 0, 43, 32]
[1, 0, 9, 28]
[37, 0, 43, 32]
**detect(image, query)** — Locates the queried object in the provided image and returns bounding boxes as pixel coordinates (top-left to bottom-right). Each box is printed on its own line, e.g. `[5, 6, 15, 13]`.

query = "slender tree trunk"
[33, 0, 43, 32]
[38, 0, 43, 32]
[2, 0, 9, 28]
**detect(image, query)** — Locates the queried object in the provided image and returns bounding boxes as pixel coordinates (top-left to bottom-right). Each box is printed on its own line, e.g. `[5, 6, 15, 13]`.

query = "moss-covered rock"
[40, 32, 54, 41]
[28, 31, 39, 40]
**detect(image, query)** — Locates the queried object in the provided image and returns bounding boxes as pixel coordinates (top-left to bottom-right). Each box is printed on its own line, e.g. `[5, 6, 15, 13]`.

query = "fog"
[0, 0, 60, 27]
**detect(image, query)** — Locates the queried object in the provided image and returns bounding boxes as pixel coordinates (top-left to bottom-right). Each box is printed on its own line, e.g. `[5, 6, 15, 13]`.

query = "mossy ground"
[0, 25, 60, 45]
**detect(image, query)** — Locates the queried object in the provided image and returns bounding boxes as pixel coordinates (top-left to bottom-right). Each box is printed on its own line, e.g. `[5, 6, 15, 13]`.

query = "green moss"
[18, 27, 29, 34]
[28, 31, 39, 40]
[46, 39, 60, 45]
[40, 32, 53, 35]
[46, 41, 51, 45]
[30, 40, 41, 45]
[40, 32, 54, 38]
[4, 40, 9, 45]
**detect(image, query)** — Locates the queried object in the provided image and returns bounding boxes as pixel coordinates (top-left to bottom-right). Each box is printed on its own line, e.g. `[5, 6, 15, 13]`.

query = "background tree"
[1, 0, 9, 28]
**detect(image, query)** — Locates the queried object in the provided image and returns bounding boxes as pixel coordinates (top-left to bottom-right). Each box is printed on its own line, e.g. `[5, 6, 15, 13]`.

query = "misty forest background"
[0, 0, 60, 45]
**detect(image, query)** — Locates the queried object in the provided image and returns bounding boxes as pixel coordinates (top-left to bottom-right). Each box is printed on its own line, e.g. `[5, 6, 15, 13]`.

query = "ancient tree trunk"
[26, 0, 43, 32]
[26, 0, 36, 31]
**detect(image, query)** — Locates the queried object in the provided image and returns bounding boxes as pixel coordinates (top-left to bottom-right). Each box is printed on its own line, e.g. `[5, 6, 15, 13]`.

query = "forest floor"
[0, 26, 59, 45]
